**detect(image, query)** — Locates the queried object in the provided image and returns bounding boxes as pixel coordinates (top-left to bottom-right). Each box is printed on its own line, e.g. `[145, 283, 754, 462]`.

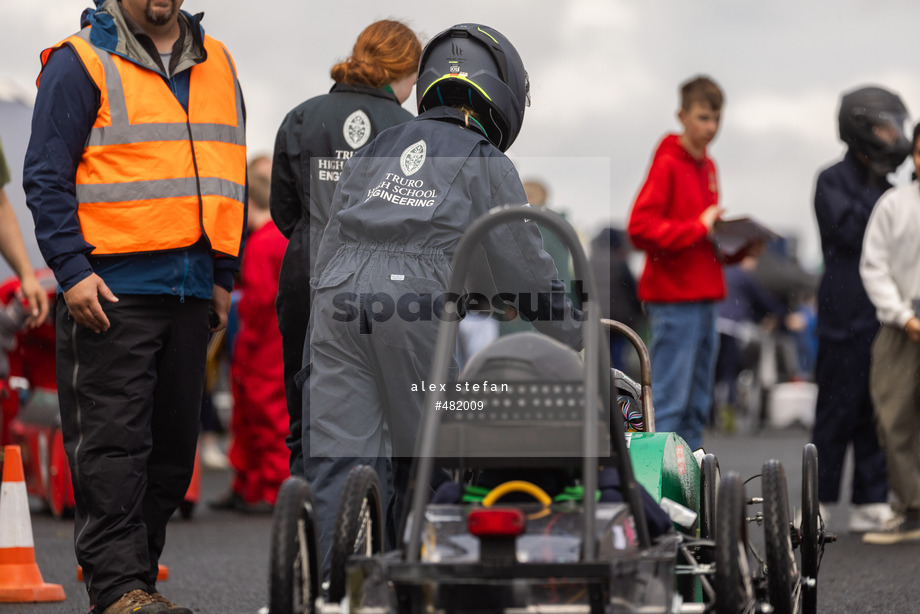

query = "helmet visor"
[871, 111, 910, 145]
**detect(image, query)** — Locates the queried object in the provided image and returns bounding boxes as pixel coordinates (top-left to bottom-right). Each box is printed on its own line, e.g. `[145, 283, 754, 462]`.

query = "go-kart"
[604, 301, 836, 614]
[268, 206, 833, 614]
[605, 311, 835, 614]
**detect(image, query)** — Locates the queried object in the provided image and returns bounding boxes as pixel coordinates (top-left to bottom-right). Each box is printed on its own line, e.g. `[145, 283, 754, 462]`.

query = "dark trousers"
[276, 228, 310, 478]
[56, 295, 209, 611]
[811, 333, 888, 504]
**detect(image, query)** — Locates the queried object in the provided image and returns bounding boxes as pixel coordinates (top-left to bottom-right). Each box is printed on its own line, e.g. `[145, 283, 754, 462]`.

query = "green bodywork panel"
[626, 432, 700, 536]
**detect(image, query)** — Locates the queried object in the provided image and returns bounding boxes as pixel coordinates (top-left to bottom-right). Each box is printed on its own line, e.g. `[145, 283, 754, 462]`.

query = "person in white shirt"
[859, 121, 920, 545]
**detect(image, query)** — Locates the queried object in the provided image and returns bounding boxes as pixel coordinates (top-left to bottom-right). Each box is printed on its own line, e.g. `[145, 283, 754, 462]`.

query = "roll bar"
[405, 206, 652, 561]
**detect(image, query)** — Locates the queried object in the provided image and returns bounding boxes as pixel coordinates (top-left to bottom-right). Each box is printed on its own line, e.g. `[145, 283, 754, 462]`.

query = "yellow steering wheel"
[481, 480, 553, 509]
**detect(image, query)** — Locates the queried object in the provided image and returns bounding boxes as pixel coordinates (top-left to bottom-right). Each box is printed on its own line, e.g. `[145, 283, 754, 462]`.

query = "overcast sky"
[4, 0, 920, 273]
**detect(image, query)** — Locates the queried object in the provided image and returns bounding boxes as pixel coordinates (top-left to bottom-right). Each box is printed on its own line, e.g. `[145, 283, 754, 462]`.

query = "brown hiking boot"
[101, 589, 168, 614]
[150, 592, 193, 614]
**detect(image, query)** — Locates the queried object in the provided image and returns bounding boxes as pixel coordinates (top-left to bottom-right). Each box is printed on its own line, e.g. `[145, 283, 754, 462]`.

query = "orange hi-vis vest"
[39, 28, 246, 257]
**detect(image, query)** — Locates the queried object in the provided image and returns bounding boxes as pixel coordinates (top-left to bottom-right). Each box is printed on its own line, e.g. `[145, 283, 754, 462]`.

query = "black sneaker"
[150, 592, 193, 614]
[101, 589, 168, 614]
[238, 500, 274, 515]
[208, 491, 244, 511]
[862, 511, 920, 545]
[209, 491, 272, 514]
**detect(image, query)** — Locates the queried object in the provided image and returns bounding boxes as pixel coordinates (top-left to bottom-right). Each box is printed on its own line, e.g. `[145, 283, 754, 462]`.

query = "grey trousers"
[869, 324, 920, 513]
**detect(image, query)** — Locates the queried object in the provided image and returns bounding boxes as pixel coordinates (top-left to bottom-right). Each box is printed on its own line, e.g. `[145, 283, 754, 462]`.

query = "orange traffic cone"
[0, 445, 66, 602]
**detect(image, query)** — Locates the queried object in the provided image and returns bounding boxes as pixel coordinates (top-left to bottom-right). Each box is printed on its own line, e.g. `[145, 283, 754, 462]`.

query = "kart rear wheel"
[801, 444, 819, 614]
[269, 476, 320, 614]
[762, 459, 797, 614]
[328, 465, 384, 603]
[714, 472, 754, 614]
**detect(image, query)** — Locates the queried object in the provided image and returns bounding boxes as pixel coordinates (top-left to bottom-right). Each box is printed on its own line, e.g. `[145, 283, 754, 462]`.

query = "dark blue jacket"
[813, 151, 889, 341]
[23, 4, 242, 298]
[271, 82, 414, 274]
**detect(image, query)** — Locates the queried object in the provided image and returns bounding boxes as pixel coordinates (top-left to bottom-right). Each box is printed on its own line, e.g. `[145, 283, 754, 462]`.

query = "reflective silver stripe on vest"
[220, 46, 246, 133]
[76, 176, 246, 204]
[78, 31, 245, 148]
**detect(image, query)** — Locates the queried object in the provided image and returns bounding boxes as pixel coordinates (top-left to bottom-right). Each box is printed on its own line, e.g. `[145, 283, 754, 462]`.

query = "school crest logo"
[343, 110, 371, 149]
[400, 140, 427, 176]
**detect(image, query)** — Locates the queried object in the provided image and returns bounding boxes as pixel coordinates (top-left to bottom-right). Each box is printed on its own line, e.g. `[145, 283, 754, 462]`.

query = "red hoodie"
[627, 133, 726, 303]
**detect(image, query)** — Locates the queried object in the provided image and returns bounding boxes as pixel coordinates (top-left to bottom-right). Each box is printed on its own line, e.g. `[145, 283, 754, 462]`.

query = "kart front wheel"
[762, 459, 798, 614]
[269, 476, 320, 614]
[800, 444, 820, 614]
[714, 472, 754, 614]
[700, 453, 720, 542]
[328, 465, 384, 603]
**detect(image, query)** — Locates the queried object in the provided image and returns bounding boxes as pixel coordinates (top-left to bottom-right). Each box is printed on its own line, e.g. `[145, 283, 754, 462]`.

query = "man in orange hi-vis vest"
[23, 1, 246, 613]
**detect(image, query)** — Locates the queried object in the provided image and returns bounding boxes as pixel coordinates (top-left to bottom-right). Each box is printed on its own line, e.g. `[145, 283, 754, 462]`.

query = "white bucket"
[766, 381, 817, 429]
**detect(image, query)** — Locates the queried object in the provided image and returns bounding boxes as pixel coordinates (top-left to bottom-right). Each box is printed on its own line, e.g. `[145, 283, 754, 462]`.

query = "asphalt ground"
[5, 424, 920, 613]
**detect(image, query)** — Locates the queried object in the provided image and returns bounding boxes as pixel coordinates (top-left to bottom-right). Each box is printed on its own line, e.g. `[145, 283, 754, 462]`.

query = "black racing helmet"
[838, 86, 911, 176]
[417, 23, 530, 152]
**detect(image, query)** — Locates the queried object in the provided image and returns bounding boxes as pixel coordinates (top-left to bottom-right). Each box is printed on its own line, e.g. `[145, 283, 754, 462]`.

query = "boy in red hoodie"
[627, 76, 727, 450]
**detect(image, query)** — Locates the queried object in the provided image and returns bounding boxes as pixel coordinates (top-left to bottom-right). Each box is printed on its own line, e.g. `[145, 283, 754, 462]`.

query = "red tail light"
[467, 508, 527, 537]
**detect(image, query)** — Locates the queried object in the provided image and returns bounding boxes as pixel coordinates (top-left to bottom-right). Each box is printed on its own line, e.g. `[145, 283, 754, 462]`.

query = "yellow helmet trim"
[477, 27, 499, 45]
[421, 74, 493, 103]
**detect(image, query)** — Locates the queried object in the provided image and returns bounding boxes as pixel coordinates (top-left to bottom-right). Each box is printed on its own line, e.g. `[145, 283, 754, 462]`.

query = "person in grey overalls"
[304, 23, 583, 574]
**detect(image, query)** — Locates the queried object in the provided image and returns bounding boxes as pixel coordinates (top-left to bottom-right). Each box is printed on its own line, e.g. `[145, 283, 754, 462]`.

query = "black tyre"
[700, 453, 721, 541]
[714, 472, 753, 614]
[801, 444, 819, 614]
[269, 476, 320, 614]
[762, 459, 797, 614]
[328, 465, 384, 603]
